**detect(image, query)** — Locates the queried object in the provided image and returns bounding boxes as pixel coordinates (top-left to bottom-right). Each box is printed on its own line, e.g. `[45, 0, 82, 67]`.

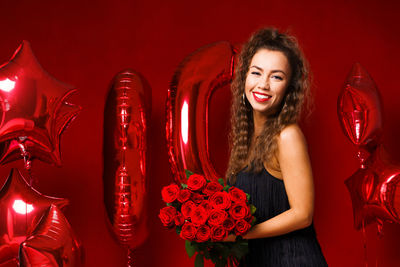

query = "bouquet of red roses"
[159, 170, 256, 267]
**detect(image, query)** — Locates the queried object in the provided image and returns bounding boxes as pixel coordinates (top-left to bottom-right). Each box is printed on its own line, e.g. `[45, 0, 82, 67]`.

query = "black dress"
[234, 166, 328, 267]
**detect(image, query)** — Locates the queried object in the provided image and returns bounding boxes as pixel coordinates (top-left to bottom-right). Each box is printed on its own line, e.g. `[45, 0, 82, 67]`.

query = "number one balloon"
[166, 42, 235, 184]
[103, 70, 151, 267]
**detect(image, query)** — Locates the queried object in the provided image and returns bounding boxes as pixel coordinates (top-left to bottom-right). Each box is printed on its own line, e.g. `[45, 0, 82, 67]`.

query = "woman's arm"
[243, 124, 315, 240]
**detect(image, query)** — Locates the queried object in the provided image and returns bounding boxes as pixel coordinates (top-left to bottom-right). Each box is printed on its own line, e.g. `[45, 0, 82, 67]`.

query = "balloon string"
[362, 220, 368, 267]
[127, 248, 134, 267]
[375, 223, 380, 267]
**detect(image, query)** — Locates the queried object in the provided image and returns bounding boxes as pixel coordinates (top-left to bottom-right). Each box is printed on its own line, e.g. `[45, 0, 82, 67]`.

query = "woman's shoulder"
[277, 123, 307, 148]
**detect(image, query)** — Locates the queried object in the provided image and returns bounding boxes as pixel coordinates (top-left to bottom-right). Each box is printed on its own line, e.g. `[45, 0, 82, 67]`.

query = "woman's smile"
[252, 91, 271, 102]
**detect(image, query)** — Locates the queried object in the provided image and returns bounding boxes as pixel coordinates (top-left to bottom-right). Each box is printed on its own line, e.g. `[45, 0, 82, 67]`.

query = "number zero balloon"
[166, 42, 236, 184]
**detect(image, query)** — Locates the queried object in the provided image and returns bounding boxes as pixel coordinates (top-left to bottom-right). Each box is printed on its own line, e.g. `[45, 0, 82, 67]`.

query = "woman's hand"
[223, 234, 236, 242]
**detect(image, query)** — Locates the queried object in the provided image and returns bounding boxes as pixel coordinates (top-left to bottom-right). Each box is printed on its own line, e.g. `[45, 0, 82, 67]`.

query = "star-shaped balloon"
[0, 41, 81, 168]
[0, 168, 68, 265]
[345, 146, 400, 232]
[337, 62, 383, 153]
[20, 205, 83, 267]
[338, 63, 400, 233]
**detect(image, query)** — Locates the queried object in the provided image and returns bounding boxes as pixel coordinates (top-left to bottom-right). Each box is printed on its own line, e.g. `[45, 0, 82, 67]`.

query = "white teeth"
[254, 92, 270, 99]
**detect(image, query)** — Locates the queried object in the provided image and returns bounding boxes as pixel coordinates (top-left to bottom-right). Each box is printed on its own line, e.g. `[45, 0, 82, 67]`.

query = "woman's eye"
[251, 72, 261, 76]
[272, 75, 283, 81]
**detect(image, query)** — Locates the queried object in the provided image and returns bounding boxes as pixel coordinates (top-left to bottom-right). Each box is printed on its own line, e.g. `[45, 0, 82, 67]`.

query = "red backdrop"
[1, 0, 400, 266]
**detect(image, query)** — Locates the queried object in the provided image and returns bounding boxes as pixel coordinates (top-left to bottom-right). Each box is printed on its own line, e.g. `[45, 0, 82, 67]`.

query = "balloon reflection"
[0, 78, 16, 92]
[12, 199, 34, 215]
[181, 101, 189, 145]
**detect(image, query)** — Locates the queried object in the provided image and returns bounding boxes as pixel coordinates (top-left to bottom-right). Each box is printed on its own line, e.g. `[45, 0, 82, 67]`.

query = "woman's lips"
[252, 92, 271, 102]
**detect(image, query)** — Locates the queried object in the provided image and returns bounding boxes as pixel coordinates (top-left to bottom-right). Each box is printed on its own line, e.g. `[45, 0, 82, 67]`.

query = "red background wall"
[1, 0, 400, 266]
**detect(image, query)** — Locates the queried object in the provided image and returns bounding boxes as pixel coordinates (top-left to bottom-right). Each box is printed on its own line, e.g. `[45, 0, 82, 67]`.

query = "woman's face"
[244, 48, 292, 118]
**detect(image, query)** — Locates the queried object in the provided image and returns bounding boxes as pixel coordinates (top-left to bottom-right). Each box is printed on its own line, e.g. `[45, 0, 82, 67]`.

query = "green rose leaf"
[185, 240, 196, 258]
[185, 169, 194, 179]
[176, 226, 182, 235]
[218, 178, 225, 186]
[250, 204, 256, 215]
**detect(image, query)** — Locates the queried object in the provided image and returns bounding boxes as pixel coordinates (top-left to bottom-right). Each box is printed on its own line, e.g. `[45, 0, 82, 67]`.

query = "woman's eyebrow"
[250, 66, 287, 76]
[249, 65, 263, 71]
[271, 70, 287, 76]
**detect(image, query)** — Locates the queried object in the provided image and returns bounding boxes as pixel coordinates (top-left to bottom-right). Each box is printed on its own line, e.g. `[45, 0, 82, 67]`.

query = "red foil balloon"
[0, 41, 81, 168]
[0, 169, 68, 266]
[166, 42, 235, 184]
[345, 146, 400, 231]
[103, 70, 150, 265]
[338, 63, 400, 233]
[19, 205, 83, 267]
[337, 62, 383, 153]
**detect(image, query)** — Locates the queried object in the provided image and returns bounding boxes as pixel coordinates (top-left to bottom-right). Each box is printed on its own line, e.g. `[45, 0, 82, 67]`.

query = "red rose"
[208, 209, 228, 226]
[158, 206, 177, 227]
[181, 201, 196, 219]
[210, 225, 228, 241]
[245, 212, 254, 224]
[177, 189, 191, 203]
[222, 217, 235, 232]
[187, 174, 207, 191]
[235, 219, 251, 236]
[191, 205, 209, 226]
[180, 222, 197, 241]
[203, 181, 223, 196]
[229, 202, 250, 220]
[161, 184, 180, 203]
[174, 212, 185, 226]
[229, 187, 247, 203]
[200, 200, 212, 212]
[195, 224, 211, 242]
[210, 191, 231, 210]
[191, 192, 205, 204]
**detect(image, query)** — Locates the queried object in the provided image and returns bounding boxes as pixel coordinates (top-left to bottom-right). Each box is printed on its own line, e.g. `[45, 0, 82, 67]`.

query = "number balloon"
[166, 42, 235, 184]
[103, 70, 151, 266]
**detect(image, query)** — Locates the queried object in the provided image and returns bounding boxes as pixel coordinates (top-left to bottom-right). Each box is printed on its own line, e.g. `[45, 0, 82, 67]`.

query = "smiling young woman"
[225, 28, 328, 266]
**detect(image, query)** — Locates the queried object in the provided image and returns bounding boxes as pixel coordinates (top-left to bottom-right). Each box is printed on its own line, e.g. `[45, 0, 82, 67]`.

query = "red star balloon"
[19, 205, 84, 267]
[337, 62, 383, 153]
[345, 146, 400, 231]
[0, 168, 68, 266]
[103, 70, 151, 266]
[338, 63, 400, 233]
[166, 42, 235, 184]
[0, 41, 81, 168]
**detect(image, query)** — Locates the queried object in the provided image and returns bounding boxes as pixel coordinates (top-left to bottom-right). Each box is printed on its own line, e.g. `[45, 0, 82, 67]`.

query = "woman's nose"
[257, 77, 270, 90]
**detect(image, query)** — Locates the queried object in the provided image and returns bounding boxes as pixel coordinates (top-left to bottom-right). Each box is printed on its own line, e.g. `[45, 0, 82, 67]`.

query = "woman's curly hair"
[226, 27, 312, 184]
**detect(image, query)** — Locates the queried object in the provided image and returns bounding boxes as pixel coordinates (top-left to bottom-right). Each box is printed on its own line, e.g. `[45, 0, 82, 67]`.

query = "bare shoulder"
[277, 124, 307, 149]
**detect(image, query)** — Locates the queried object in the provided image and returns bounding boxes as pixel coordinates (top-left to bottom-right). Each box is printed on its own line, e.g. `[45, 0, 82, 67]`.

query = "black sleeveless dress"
[234, 166, 328, 267]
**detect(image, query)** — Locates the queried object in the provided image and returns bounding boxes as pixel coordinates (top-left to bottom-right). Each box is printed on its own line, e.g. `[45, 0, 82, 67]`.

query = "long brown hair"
[226, 27, 311, 184]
